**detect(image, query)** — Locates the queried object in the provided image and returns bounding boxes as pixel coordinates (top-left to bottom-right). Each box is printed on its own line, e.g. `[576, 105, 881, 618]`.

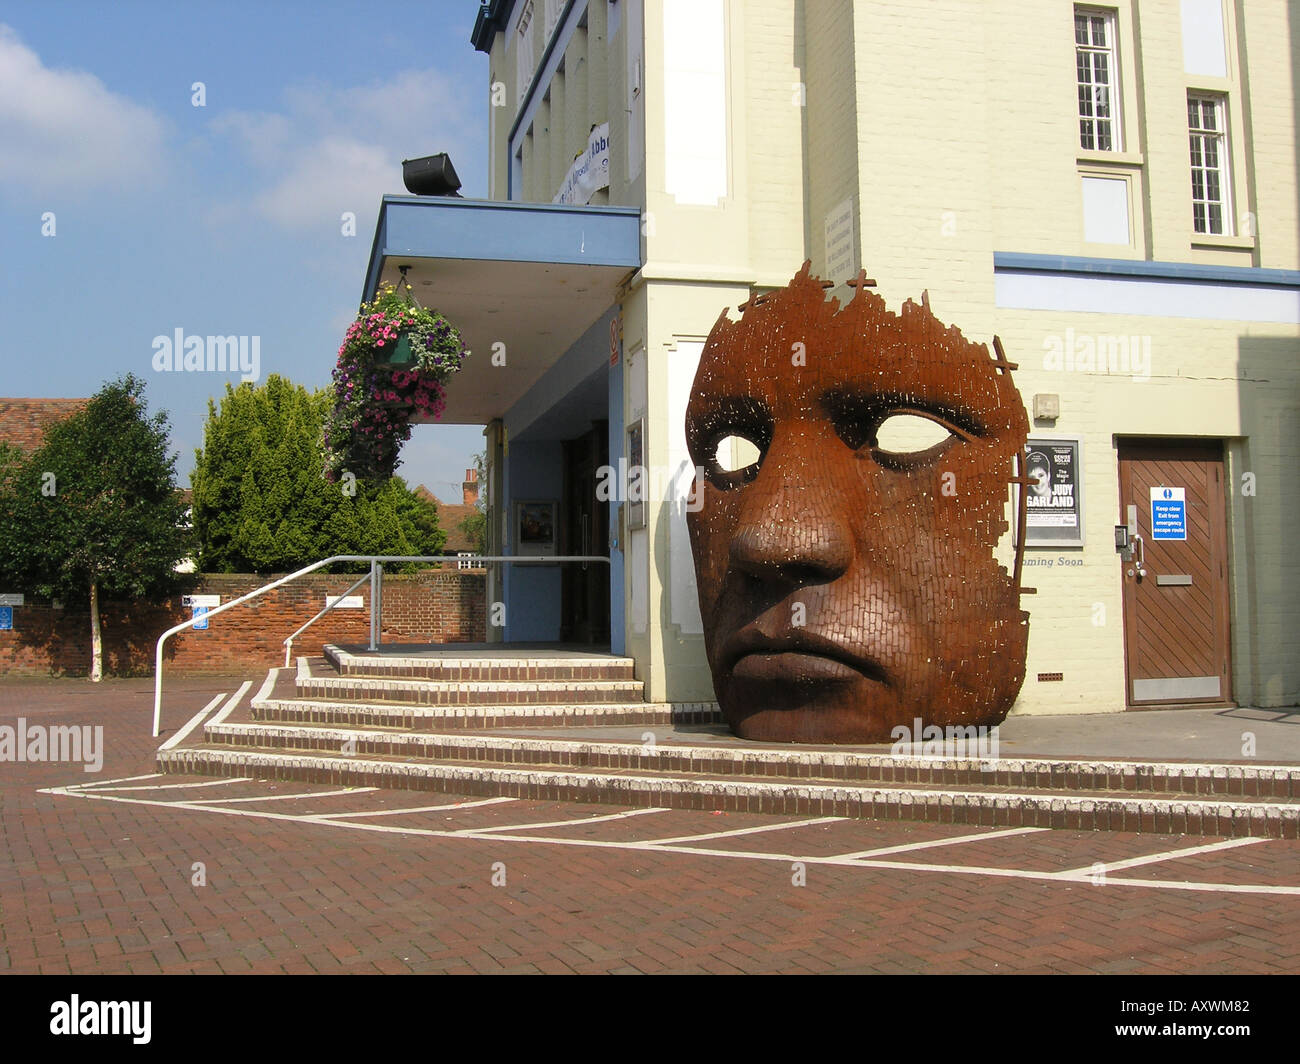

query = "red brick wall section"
[0, 570, 486, 677]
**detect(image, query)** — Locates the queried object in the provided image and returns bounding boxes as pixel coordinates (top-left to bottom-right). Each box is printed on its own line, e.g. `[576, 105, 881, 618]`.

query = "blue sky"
[0, 0, 490, 504]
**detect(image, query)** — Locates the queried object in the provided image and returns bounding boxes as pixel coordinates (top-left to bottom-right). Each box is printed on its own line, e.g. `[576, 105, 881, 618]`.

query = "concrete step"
[156, 731, 1300, 838]
[254, 698, 724, 730]
[323, 644, 637, 682]
[295, 674, 647, 706]
[204, 721, 1300, 799]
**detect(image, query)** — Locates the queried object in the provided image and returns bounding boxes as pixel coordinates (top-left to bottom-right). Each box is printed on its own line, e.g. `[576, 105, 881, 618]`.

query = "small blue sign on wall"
[1150, 486, 1187, 541]
[0, 606, 12, 631]
[191, 605, 210, 630]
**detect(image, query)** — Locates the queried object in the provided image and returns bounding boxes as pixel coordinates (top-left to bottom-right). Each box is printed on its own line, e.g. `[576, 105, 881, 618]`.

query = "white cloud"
[0, 24, 166, 194]
[211, 69, 478, 231]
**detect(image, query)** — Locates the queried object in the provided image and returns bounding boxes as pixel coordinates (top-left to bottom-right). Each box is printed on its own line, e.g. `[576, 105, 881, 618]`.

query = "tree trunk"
[89, 581, 102, 683]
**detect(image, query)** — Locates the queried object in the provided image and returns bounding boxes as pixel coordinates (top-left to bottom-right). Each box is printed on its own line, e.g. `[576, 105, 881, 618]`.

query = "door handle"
[1126, 533, 1146, 579]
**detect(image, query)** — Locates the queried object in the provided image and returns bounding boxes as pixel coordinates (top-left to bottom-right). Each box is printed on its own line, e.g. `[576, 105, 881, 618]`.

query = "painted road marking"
[72, 777, 254, 792]
[836, 825, 1049, 860]
[464, 831, 1300, 897]
[37, 783, 1300, 898]
[207, 680, 253, 729]
[157, 694, 224, 752]
[176, 786, 378, 805]
[453, 806, 670, 835]
[304, 797, 517, 820]
[647, 816, 841, 846]
[1055, 835, 1266, 879]
[60, 773, 164, 791]
[256, 667, 282, 704]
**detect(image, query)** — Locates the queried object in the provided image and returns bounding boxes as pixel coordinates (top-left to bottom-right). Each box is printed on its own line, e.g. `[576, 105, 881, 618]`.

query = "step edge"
[208, 720, 1300, 779]
[155, 748, 1300, 815]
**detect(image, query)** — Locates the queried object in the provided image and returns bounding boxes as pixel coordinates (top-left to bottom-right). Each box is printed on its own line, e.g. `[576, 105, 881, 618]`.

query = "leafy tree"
[0, 375, 193, 681]
[458, 510, 487, 554]
[0, 441, 23, 488]
[190, 374, 444, 573]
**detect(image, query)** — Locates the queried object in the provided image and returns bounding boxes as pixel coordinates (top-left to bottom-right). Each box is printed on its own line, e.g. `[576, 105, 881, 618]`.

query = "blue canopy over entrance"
[362, 195, 642, 426]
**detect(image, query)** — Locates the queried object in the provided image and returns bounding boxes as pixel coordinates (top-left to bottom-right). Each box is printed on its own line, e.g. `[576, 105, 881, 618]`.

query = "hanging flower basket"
[322, 281, 468, 482]
[374, 333, 416, 369]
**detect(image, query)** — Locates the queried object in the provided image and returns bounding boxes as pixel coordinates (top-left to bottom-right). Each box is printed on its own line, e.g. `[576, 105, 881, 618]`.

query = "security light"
[402, 153, 462, 196]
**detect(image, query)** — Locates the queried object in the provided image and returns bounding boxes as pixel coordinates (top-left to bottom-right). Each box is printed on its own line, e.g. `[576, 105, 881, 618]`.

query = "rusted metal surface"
[686, 262, 1031, 743]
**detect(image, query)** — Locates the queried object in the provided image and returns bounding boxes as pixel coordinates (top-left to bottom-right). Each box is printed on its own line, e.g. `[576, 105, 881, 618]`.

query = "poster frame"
[1023, 434, 1086, 549]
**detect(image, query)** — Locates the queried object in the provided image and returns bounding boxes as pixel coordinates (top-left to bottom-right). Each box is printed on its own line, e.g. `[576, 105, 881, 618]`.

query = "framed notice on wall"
[1024, 436, 1085, 547]
[625, 417, 646, 530]
[514, 500, 557, 557]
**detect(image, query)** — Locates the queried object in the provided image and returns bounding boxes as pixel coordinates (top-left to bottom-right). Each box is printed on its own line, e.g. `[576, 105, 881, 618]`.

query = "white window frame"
[1075, 6, 1123, 152]
[1188, 93, 1233, 236]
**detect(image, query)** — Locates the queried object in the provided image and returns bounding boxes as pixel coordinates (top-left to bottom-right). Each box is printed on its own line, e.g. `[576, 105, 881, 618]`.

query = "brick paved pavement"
[2, 675, 1299, 974]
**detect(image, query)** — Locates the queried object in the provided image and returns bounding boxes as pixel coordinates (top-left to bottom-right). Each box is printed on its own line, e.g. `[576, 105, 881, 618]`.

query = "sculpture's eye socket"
[871, 411, 959, 469]
[824, 390, 981, 472]
[707, 430, 764, 488]
[713, 433, 763, 473]
[690, 396, 772, 490]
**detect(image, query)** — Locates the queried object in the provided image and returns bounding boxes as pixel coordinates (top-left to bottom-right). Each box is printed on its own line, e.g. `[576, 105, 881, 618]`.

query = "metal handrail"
[152, 553, 610, 737]
[282, 571, 371, 667]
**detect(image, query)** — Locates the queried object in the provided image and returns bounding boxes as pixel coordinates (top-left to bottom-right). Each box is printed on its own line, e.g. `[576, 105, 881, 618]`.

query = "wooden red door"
[1117, 439, 1232, 708]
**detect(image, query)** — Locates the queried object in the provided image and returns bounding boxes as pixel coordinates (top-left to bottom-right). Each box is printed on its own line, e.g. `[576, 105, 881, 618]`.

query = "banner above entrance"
[554, 123, 610, 206]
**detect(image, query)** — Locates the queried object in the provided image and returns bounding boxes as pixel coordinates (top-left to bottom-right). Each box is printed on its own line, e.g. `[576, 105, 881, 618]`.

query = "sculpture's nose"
[727, 425, 854, 586]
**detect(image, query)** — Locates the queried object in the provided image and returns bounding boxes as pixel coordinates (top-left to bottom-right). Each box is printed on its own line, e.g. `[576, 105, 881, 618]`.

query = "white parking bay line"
[53, 773, 164, 792]
[304, 797, 517, 820]
[43, 787, 1300, 897]
[175, 787, 377, 805]
[207, 680, 253, 729]
[157, 694, 225, 752]
[1055, 836, 1267, 879]
[836, 825, 1049, 861]
[451, 806, 670, 836]
[646, 816, 840, 846]
[445, 831, 1300, 896]
[74, 777, 254, 792]
[1089, 874, 1293, 894]
[256, 667, 282, 704]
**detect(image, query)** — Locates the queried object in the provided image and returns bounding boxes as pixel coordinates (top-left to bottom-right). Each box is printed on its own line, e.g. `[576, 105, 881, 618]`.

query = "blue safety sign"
[0, 606, 12, 631]
[1150, 486, 1187, 541]
[192, 605, 210, 630]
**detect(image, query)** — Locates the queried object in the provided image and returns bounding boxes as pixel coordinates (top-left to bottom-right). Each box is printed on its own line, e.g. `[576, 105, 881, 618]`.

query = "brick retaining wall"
[0, 570, 486, 677]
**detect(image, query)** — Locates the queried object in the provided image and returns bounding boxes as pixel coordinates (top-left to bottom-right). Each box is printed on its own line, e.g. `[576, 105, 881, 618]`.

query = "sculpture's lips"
[722, 629, 889, 687]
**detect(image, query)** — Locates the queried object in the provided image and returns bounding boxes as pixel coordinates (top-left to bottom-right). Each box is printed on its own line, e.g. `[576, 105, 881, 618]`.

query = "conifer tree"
[191, 375, 444, 573]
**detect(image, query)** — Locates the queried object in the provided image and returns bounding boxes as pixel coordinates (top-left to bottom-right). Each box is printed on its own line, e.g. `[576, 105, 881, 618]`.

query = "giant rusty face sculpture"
[685, 262, 1031, 744]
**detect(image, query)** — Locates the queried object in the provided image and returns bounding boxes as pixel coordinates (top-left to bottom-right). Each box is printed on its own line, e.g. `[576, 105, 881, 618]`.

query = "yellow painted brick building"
[364, 0, 1298, 720]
